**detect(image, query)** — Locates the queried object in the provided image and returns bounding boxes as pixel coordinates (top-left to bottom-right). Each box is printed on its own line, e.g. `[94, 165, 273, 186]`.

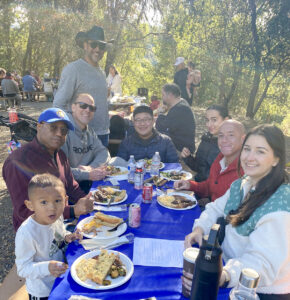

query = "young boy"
[15, 173, 82, 300]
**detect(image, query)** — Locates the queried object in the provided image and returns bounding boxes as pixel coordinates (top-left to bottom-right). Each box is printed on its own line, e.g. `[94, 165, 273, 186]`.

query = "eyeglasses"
[134, 118, 153, 124]
[88, 41, 106, 51]
[75, 102, 97, 112]
[41, 122, 68, 136]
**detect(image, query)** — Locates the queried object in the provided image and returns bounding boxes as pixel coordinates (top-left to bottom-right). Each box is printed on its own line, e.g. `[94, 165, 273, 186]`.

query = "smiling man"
[53, 26, 110, 147]
[174, 120, 245, 204]
[117, 105, 178, 162]
[2, 108, 94, 231]
[61, 93, 112, 193]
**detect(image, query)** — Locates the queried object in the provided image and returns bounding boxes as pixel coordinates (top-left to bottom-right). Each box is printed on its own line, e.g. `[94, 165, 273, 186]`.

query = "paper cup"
[182, 247, 199, 298]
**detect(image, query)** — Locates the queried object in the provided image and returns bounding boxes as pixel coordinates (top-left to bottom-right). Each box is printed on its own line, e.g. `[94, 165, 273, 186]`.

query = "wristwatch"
[220, 269, 230, 288]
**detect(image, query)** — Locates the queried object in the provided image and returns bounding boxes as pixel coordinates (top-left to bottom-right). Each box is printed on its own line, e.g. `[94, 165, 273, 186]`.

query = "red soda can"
[142, 183, 153, 203]
[129, 203, 141, 228]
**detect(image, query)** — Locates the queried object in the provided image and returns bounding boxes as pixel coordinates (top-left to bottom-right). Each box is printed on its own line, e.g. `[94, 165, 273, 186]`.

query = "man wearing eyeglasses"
[53, 26, 111, 147]
[117, 105, 178, 162]
[61, 93, 113, 193]
[3, 108, 94, 231]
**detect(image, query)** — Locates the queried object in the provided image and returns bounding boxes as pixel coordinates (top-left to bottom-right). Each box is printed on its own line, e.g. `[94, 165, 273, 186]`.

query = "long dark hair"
[227, 124, 289, 226]
[206, 104, 230, 119]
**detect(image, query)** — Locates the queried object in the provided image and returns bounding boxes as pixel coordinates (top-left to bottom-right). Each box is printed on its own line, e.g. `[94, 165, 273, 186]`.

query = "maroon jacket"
[189, 152, 243, 201]
[2, 138, 86, 231]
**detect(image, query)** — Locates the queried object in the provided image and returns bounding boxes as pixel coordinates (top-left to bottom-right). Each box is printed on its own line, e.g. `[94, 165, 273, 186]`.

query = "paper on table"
[133, 237, 184, 268]
[93, 204, 127, 211]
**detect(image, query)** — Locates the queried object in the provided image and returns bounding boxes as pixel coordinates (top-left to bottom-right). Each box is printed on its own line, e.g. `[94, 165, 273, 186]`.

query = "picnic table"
[49, 163, 231, 300]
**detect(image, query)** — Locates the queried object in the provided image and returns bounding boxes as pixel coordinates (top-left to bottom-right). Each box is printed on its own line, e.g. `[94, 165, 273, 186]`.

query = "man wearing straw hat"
[53, 26, 112, 147]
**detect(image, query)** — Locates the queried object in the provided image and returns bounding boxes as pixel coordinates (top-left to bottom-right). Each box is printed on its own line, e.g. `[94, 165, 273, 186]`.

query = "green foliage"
[0, 0, 289, 131]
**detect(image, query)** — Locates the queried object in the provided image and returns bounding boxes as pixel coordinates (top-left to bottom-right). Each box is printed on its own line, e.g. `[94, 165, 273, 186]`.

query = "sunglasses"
[41, 122, 68, 136]
[75, 101, 97, 112]
[88, 41, 106, 51]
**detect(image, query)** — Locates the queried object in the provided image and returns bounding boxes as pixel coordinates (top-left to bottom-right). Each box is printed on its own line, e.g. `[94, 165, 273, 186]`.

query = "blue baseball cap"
[38, 108, 74, 131]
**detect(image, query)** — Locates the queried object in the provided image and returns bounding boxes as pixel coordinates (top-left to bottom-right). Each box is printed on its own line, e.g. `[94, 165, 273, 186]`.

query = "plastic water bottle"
[127, 155, 136, 183]
[150, 152, 161, 176]
[229, 268, 260, 300]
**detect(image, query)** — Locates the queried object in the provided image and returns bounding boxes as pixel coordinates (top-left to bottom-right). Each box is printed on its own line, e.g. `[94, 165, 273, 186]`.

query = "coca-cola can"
[142, 183, 153, 203]
[129, 203, 141, 228]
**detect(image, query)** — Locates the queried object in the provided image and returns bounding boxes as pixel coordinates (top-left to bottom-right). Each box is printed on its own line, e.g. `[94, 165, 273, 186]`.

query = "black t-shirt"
[156, 99, 195, 152]
[174, 68, 190, 104]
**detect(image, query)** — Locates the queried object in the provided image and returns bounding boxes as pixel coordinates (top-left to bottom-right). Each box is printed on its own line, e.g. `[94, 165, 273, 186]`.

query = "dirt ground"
[0, 99, 289, 284]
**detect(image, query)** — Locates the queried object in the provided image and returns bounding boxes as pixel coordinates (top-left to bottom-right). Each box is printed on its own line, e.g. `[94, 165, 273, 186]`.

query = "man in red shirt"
[174, 120, 245, 204]
[3, 108, 94, 231]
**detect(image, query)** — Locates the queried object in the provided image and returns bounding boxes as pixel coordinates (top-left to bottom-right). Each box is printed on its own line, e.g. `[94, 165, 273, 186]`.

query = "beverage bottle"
[134, 162, 144, 190]
[127, 155, 136, 183]
[229, 268, 260, 300]
[190, 224, 222, 300]
[9, 107, 19, 123]
[150, 152, 161, 176]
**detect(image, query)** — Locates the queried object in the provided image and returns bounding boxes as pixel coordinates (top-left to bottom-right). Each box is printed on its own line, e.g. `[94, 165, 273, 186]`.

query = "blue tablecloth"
[49, 163, 230, 300]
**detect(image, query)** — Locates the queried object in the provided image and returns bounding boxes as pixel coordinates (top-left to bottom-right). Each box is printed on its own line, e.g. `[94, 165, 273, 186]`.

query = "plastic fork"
[107, 218, 128, 232]
[101, 233, 135, 250]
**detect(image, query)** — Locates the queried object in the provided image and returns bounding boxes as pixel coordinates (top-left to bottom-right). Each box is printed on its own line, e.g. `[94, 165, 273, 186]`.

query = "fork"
[107, 218, 128, 232]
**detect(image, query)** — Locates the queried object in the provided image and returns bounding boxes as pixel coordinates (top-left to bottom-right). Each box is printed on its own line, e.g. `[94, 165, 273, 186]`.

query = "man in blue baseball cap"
[3, 108, 94, 231]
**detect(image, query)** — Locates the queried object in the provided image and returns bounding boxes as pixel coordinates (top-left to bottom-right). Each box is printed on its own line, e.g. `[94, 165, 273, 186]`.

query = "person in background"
[156, 83, 196, 154]
[61, 93, 112, 193]
[1, 71, 22, 109]
[174, 120, 245, 206]
[15, 174, 82, 300]
[106, 65, 122, 98]
[149, 95, 160, 111]
[22, 70, 37, 101]
[0, 68, 6, 97]
[2, 108, 93, 231]
[186, 61, 201, 105]
[43, 73, 54, 102]
[182, 105, 230, 182]
[118, 105, 178, 162]
[183, 125, 290, 299]
[173, 57, 191, 105]
[53, 26, 111, 147]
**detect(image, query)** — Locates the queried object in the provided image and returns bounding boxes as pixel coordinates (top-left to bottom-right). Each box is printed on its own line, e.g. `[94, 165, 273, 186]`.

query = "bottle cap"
[239, 268, 260, 288]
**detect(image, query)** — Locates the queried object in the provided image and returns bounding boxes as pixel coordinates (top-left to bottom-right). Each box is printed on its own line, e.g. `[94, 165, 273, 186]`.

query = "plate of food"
[110, 96, 136, 106]
[106, 166, 128, 179]
[93, 186, 127, 206]
[139, 159, 165, 172]
[157, 192, 197, 210]
[71, 249, 134, 290]
[160, 170, 192, 181]
[77, 212, 127, 239]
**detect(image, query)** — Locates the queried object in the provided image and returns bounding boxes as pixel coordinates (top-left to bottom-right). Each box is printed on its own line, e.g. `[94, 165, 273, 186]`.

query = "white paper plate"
[157, 192, 197, 210]
[71, 250, 134, 290]
[77, 215, 127, 239]
[93, 188, 128, 206]
[106, 166, 128, 180]
[138, 160, 165, 172]
[160, 170, 192, 181]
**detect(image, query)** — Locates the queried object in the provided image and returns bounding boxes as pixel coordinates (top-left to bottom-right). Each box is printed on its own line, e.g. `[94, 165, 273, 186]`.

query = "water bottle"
[190, 224, 222, 300]
[127, 155, 136, 183]
[229, 268, 260, 300]
[150, 152, 160, 176]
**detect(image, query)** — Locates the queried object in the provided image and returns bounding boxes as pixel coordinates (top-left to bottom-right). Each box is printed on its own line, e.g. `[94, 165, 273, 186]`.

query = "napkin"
[80, 237, 118, 250]
[69, 296, 101, 300]
[93, 204, 128, 211]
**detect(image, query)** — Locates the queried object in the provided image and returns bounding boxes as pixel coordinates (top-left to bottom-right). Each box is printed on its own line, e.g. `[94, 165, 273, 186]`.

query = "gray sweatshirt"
[1, 78, 20, 95]
[53, 59, 109, 135]
[61, 113, 110, 181]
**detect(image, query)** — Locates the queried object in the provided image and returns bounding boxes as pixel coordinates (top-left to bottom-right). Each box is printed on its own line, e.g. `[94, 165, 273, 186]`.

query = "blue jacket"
[117, 129, 179, 162]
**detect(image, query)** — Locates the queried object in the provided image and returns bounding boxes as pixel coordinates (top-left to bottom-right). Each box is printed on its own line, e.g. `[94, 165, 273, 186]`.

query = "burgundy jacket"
[2, 138, 86, 231]
[189, 152, 243, 201]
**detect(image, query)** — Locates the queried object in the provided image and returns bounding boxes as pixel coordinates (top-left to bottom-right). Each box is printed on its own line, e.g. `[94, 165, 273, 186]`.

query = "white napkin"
[69, 296, 101, 300]
[93, 204, 128, 211]
[80, 237, 118, 250]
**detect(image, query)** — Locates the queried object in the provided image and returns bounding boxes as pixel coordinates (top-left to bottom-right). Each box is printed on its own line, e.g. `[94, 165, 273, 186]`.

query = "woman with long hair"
[183, 124, 290, 299]
[106, 65, 122, 98]
[182, 104, 229, 182]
